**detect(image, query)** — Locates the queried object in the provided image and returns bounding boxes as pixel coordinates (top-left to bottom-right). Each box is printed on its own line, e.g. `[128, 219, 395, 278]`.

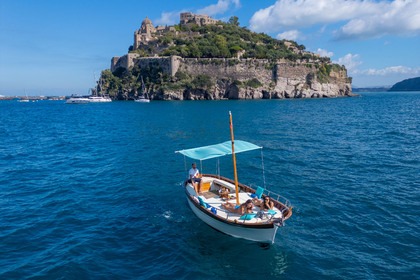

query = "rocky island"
[98, 13, 353, 100]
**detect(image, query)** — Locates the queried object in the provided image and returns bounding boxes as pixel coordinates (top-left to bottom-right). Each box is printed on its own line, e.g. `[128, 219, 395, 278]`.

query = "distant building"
[113, 12, 218, 71]
[180, 12, 219, 26]
[133, 12, 218, 50]
[134, 17, 156, 49]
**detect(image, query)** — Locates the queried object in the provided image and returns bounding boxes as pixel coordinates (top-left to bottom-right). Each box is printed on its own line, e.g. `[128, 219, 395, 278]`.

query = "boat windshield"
[176, 140, 261, 160]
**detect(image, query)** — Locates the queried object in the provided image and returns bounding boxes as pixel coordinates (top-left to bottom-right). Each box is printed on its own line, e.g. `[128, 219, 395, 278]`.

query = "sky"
[0, 0, 419, 96]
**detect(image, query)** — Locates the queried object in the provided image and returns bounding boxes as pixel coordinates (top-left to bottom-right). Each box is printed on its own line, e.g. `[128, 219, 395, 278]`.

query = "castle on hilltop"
[133, 12, 219, 50]
[112, 12, 219, 72]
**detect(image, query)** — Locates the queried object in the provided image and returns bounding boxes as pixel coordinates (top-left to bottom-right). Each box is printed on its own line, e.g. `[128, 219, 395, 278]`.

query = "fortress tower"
[134, 17, 156, 49]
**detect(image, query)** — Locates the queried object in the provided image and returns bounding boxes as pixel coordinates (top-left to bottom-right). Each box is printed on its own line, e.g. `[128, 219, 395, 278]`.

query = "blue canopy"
[176, 140, 262, 161]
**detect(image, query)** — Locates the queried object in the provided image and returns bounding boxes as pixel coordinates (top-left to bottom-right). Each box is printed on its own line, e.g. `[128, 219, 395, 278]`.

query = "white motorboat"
[176, 112, 293, 244]
[88, 96, 112, 102]
[66, 96, 90, 104]
[134, 97, 150, 103]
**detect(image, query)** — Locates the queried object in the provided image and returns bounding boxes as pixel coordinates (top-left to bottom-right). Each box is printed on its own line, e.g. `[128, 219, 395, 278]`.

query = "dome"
[142, 17, 152, 25]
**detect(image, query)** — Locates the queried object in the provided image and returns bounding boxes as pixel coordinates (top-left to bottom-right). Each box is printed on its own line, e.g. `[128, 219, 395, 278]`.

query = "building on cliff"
[113, 12, 218, 72]
[132, 12, 218, 51]
[133, 17, 176, 49]
[179, 12, 219, 26]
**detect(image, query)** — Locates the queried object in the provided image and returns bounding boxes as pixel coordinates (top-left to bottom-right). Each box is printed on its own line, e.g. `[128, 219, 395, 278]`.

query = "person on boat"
[188, 163, 202, 193]
[253, 196, 274, 211]
[222, 199, 254, 215]
[218, 187, 230, 200]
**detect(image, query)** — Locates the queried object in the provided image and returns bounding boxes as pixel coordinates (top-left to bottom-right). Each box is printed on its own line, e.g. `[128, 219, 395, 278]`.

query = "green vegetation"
[389, 77, 420, 91]
[130, 17, 329, 62]
[245, 78, 262, 88]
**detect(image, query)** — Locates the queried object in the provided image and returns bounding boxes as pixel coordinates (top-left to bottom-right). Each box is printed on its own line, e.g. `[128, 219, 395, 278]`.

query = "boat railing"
[263, 189, 293, 209]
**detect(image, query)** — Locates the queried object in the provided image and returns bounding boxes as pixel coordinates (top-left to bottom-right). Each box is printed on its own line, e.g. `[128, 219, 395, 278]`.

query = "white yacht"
[88, 96, 112, 102]
[66, 96, 90, 104]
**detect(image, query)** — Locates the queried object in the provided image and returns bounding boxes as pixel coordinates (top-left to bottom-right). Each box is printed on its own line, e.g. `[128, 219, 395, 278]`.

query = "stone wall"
[111, 53, 140, 72]
[109, 55, 352, 100]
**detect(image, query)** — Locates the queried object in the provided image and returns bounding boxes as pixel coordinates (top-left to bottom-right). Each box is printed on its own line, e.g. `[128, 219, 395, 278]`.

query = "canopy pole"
[261, 149, 266, 189]
[183, 155, 188, 179]
[229, 111, 240, 205]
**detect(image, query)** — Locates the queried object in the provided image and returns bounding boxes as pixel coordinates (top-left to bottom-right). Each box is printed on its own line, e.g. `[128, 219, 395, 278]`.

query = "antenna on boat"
[229, 111, 240, 205]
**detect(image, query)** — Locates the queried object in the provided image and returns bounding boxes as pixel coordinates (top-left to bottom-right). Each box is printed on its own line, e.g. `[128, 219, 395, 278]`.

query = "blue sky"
[1, 0, 419, 96]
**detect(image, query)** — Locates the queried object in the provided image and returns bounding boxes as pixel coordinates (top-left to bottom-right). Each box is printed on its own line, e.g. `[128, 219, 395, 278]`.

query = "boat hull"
[186, 196, 278, 244]
[134, 98, 150, 103]
[66, 98, 90, 104]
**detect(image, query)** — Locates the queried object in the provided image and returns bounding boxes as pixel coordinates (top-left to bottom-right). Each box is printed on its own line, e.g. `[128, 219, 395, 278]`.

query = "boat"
[175, 112, 292, 244]
[65, 95, 90, 104]
[134, 96, 150, 103]
[134, 76, 150, 103]
[88, 87, 112, 102]
[88, 95, 112, 102]
[18, 90, 30, 102]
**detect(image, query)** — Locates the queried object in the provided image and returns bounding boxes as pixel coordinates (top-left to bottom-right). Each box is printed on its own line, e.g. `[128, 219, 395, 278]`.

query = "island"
[98, 13, 353, 100]
[389, 77, 420, 91]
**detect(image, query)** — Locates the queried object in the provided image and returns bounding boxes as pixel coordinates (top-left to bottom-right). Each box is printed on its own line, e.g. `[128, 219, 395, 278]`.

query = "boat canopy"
[176, 140, 262, 161]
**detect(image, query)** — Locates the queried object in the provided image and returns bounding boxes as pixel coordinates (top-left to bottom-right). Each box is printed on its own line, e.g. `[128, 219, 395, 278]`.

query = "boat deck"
[191, 176, 284, 224]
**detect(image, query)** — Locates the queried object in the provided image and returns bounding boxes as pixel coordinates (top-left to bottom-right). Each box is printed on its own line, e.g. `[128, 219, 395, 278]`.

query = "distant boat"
[134, 76, 150, 103]
[88, 96, 112, 103]
[175, 112, 293, 244]
[88, 87, 112, 102]
[134, 96, 150, 103]
[66, 95, 90, 104]
[18, 90, 30, 102]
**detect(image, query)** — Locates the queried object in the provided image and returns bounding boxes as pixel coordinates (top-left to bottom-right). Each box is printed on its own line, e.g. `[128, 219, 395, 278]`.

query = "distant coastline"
[352, 87, 391, 92]
[388, 77, 420, 91]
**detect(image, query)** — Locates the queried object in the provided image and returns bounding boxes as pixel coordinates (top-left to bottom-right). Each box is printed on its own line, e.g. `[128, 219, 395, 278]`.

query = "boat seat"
[212, 179, 236, 193]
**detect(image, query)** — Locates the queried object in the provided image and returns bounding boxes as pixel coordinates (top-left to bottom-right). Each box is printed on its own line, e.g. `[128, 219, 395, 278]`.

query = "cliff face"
[118, 57, 352, 100]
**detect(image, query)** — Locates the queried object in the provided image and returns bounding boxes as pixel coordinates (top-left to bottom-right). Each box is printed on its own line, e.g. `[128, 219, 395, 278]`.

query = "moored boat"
[66, 96, 90, 104]
[134, 96, 150, 103]
[134, 76, 150, 103]
[176, 112, 292, 244]
[88, 96, 112, 102]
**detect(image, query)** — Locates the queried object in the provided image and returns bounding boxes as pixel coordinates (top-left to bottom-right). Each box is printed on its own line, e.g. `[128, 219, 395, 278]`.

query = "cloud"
[154, 11, 182, 26]
[334, 52, 420, 81]
[155, 0, 241, 25]
[361, 66, 420, 76]
[336, 0, 420, 39]
[316, 48, 334, 57]
[334, 53, 362, 73]
[197, 0, 241, 16]
[276, 30, 302, 41]
[249, 0, 420, 40]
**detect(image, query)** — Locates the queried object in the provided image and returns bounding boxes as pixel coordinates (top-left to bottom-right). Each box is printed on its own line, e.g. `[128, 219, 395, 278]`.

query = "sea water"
[0, 92, 418, 279]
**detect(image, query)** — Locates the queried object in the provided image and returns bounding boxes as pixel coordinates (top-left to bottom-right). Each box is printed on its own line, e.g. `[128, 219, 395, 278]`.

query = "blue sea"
[0, 92, 419, 279]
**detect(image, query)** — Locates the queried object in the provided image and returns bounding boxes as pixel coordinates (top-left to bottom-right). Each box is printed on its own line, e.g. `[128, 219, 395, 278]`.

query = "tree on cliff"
[228, 16, 239, 26]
